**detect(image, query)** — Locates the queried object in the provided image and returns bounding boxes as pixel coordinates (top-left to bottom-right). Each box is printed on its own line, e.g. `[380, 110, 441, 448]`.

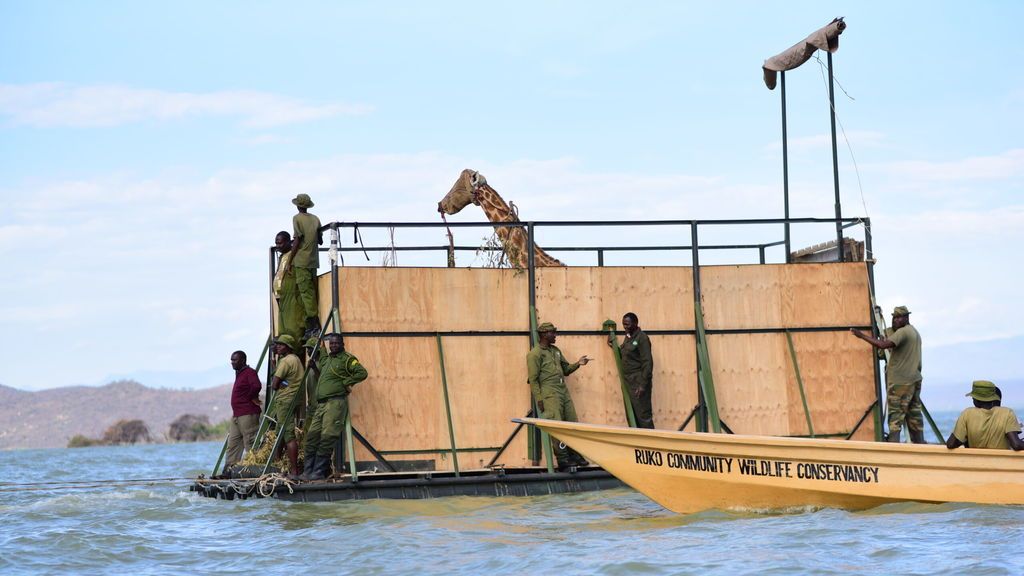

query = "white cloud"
[0, 83, 373, 128]
[865, 149, 1024, 182]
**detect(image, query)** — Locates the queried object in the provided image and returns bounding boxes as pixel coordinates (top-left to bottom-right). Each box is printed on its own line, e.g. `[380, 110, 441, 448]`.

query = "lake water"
[2, 412, 1023, 575]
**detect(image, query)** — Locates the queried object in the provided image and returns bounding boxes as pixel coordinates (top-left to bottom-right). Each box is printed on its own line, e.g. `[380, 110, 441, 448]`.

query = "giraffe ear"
[470, 171, 487, 189]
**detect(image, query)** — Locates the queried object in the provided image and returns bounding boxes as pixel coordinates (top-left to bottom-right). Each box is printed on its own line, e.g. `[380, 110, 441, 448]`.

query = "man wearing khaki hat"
[287, 194, 323, 339]
[851, 305, 924, 443]
[946, 381, 1024, 450]
[527, 322, 591, 470]
[270, 334, 304, 476]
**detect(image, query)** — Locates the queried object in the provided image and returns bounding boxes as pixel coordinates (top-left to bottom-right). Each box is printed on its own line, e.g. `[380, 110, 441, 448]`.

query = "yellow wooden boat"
[517, 417, 1024, 513]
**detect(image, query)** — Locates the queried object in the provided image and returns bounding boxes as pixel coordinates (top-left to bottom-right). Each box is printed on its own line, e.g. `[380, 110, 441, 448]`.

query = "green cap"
[304, 337, 319, 349]
[537, 322, 557, 333]
[967, 380, 1000, 402]
[292, 193, 315, 208]
[892, 305, 911, 316]
[274, 334, 296, 350]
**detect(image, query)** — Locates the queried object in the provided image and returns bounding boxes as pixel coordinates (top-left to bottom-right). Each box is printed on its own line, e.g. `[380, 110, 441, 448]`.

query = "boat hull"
[518, 418, 1024, 513]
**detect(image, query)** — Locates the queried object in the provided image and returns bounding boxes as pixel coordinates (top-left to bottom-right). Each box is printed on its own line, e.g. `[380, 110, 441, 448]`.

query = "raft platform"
[190, 466, 621, 502]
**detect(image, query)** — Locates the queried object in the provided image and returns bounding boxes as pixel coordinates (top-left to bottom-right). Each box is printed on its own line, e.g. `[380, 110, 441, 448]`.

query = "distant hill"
[0, 380, 236, 450]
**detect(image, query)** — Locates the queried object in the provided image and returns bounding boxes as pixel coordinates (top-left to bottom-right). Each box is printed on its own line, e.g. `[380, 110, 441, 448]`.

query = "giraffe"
[437, 169, 564, 268]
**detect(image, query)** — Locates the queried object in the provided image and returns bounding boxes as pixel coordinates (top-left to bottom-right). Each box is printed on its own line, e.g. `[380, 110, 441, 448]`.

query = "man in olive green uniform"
[851, 305, 924, 443]
[947, 381, 1024, 451]
[301, 334, 368, 481]
[288, 193, 323, 338]
[621, 312, 655, 429]
[527, 322, 591, 470]
[274, 231, 305, 351]
[270, 334, 304, 476]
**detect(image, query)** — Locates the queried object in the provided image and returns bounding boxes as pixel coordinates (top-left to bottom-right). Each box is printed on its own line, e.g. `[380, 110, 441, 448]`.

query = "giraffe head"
[437, 169, 487, 215]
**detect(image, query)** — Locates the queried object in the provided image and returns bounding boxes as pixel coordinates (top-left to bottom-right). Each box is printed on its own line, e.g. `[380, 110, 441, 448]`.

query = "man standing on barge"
[850, 305, 925, 444]
[270, 334, 304, 477]
[300, 333, 368, 481]
[225, 350, 262, 468]
[620, 312, 655, 429]
[274, 231, 305, 352]
[288, 194, 323, 339]
[527, 322, 591, 470]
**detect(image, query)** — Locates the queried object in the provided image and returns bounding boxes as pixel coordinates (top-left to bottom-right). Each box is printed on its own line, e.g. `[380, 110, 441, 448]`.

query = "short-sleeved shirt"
[273, 353, 304, 403]
[292, 212, 322, 269]
[952, 406, 1021, 449]
[886, 324, 922, 385]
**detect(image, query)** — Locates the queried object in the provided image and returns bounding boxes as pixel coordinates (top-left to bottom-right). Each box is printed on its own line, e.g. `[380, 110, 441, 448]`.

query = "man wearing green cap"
[301, 333, 368, 481]
[274, 231, 305, 353]
[946, 381, 1024, 450]
[270, 334, 304, 476]
[288, 194, 323, 339]
[851, 305, 924, 443]
[527, 321, 591, 470]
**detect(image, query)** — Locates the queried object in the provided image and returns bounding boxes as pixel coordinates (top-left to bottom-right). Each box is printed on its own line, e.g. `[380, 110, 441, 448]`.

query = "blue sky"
[1, 2, 1022, 408]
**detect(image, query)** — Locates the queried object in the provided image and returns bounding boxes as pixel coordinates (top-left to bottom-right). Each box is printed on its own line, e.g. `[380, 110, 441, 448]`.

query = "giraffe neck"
[475, 185, 563, 267]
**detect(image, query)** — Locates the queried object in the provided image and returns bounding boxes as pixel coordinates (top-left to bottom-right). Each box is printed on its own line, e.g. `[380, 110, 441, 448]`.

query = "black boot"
[308, 454, 332, 481]
[299, 454, 318, 481]
[887, 429, 901, 443]
[909, 429, 926, 444]
[568, 449, 589, 468]
[303, 317, 320, 339]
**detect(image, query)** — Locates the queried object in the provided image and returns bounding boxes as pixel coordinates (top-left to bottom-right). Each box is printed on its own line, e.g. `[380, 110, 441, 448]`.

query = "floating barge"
[191, 200, 889, 501]
[192, 466, 621, 501]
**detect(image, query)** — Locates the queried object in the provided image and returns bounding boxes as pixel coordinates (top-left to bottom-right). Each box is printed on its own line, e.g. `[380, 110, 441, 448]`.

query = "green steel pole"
[693, 302, 722, 433]
[602, 320, 637, 427]
[921, 403, 944, 443]
[435, 334, 461, 476]
[785, 331, 815, 438]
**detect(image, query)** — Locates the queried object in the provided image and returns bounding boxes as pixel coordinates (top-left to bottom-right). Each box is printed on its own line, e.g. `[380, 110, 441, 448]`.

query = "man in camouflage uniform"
[527, 322, 591, 470]
[301, 333, 368, 481]
[270, 334, 304, 476]
[288, 194, 323, 338]
[851, 305, 924, 443]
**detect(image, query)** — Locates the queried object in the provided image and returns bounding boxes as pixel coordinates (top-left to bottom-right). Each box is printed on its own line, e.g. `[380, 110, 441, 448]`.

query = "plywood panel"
[708, 333, 793, 436]
[780, 263, 870, 328]
[535, 267, 694, 331]
[335, 268, 527, 332]
[438, 335, 533, 469]
[702, 263, 869, 330]
[346, 337, 447, 466]
[788, 331, 877, 441]
[649, 335, 700, 432]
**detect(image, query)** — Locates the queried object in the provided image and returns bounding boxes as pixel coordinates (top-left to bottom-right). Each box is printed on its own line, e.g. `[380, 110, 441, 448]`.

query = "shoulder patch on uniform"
[349, 358, 360, 367]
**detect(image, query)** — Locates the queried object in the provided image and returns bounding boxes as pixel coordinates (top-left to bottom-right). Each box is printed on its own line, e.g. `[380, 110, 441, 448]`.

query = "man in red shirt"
[226, 350, 263, 467]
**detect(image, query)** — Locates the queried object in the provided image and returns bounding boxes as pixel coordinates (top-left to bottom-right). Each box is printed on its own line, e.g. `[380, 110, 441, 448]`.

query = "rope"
[0, 477, 196, 493]
[813, 53, 873, 258]
[352, 223, 370, 261]
[255, 473, 296, 497]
